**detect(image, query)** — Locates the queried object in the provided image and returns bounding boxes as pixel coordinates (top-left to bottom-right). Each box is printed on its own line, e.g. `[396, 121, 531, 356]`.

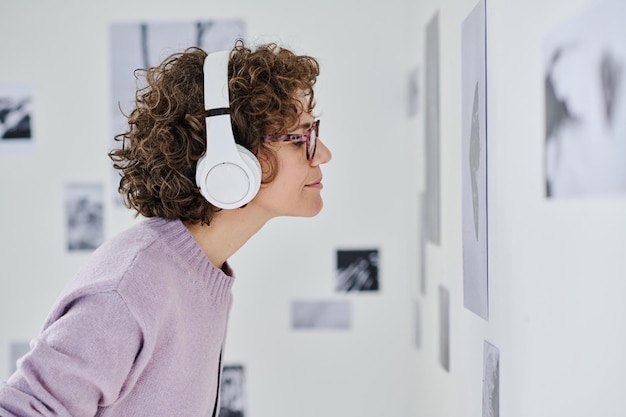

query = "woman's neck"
[183, 207, 270, 269]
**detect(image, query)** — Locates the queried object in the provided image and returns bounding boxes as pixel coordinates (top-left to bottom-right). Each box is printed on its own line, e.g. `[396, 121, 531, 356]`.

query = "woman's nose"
[312, 139, 332, 165]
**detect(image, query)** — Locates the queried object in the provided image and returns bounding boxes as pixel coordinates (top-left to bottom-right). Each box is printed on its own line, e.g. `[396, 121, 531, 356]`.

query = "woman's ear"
[256, 145, 278, 184]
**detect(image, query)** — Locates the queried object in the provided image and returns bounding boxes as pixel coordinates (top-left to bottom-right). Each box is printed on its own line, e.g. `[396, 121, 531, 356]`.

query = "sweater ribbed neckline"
[144, 217, 235, 300]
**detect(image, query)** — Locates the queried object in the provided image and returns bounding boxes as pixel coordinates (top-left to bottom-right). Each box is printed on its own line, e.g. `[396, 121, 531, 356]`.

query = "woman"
[0, 40, 331, 416]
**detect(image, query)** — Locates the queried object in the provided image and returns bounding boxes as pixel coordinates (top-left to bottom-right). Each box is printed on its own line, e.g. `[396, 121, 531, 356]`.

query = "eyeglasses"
[262, 120, 319, 161]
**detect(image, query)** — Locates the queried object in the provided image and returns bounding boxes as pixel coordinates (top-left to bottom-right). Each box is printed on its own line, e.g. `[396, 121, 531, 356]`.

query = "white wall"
[407, 0, 626, 417]
[2, 0, 626, 417]
[0, 1, 415, 417]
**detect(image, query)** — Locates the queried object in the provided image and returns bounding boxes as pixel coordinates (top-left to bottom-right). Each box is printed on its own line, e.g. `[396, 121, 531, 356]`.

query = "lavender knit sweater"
[0, 217, 235, 417]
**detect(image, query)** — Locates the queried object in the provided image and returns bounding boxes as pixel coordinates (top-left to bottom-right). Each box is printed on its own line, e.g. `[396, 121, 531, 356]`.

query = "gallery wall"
[407, 0, 626, 417]
[1, 0, 626, 417]
[0, 1, 415, 417]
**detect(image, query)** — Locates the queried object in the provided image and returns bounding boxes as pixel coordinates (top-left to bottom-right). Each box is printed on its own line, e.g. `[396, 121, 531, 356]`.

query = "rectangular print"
[438, 285, 450, 372]
[424, 12, 441, 245]
[544, 0, 626, 197]
[461, 0, 489, 321]
[336, 249, 380, 292]
[65, 183, 104, 251]
[0, 85, 34, 155]
[291, 300, 351, 330]
[219, 364, 246, 417]
[482, 340, 500, 417]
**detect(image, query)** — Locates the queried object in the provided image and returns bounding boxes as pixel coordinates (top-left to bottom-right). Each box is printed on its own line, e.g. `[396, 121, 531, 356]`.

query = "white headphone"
[195, 51, 262, 209]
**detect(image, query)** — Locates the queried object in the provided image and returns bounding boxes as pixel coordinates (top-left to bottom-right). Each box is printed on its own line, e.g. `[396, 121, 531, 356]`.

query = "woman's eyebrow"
[299, 120, 313, 130]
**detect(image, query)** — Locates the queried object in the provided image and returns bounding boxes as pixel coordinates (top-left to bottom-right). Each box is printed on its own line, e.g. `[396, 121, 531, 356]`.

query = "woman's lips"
[305, 178, 323, 189]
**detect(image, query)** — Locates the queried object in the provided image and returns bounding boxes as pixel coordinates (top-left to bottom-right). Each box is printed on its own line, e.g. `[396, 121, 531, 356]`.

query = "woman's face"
[251, 96, 332, 219]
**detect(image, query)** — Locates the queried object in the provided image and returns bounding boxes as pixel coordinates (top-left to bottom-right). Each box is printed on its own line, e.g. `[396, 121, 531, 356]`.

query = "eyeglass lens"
[308, 122, 318, 160]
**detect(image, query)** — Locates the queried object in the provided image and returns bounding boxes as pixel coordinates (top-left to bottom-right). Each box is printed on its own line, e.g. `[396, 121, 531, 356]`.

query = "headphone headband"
[206, 108, 230, 117]
[204, 51, 230, 109]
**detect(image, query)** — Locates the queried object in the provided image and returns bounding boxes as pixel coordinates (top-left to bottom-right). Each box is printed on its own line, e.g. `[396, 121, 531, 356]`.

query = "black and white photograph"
[291, 300, 351, 330]
[414, 299, 422, 350]
[64, 183, 104, 251]
[219, 365, 246, 417]
[544, 0, 626, 198]
[407, 66, 420, 117]
[9, 341, 30, 375]
[109, 19, 246, 204]
[482, 341, 500, 417]
[418, 192, 427, 295]
[438, 285, 450, 372]
[0, 85, 33, 154]
[462, 0, 489, 321]
[424, 12, 441, 245]
[336, 249, 379, 292]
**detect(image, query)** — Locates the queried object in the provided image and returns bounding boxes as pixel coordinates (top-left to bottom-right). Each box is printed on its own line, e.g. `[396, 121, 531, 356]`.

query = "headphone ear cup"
[195, 147, 261, 209]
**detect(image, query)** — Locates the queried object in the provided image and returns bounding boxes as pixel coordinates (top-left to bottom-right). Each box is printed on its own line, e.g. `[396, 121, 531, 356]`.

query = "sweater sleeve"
[0, 291, 144, 417]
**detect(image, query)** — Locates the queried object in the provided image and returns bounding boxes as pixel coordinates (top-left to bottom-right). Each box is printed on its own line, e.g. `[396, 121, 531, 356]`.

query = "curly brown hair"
[109, 40, 320, 224]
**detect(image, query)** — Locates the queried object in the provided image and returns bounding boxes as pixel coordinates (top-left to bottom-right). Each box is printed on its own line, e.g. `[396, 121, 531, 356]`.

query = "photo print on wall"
[291, 300, 351, 330]
[414, 299, 422, 350]
[482, 340, 500, 417]
[64, 183, 104, 251]
[424, 12, 441, 245]
[407, 66, 420, 117]
[438, 285, 450, 372]
[0, 85, 34, 155]
[544, 0, 626, 198]
[108, 19, 246, 204]
[461, 0, 489, 321]
[219, 365, 245, 417]
[418, 192, 428, 295]
[335, 249, 379, 292]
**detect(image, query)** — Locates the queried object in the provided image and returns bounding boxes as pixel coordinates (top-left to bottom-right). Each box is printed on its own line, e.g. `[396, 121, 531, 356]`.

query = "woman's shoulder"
[77, 218, 173, 281]
[47, 218, 192, 326]
[55, 218, 187, 300]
